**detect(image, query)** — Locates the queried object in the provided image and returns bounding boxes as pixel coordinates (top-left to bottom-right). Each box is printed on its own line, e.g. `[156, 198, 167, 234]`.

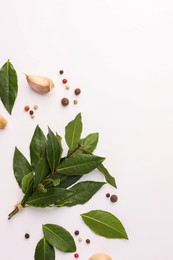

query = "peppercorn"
[74, 253, 79, 258]
[106, 193, 110, 198]
[74, 100, 78, 105]
[78, 237, 83, 242]
[34, 105, 38, 110]
[59, 70, 64, 75]
[74, 88, 81, 95]
[31, 114, 35, 119]
[61, 98, 69, 106]
[65, 85, 70, 90]
[25, 233, 30, 239]
[29, 110, 34, 115]
[74, 230, 79, 235]
[62, 79, 67, 84]
[86, 239, 90, 244]
[24, 106, 30, 111]
[110, 194, 118, 203]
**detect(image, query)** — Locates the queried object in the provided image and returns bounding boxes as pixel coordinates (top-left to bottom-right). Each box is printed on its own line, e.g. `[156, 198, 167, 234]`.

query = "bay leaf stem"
[8, 207, 19, 220]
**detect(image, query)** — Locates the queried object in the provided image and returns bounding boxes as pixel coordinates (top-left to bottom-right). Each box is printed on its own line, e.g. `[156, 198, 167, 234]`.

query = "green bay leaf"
[0, 60, 18, 114]
[26, 187, 73, 207]
[34, 157, 50, 188]
[34, 237, 55, 260]
[46, 128, 62, 173]
[97, 163, 117, 188]
[57, 154, 104, 176]
[79, 133, 99, 153]
[81, 210, 128, 239]
[56, 181, 105, 207]
[43, 224, 76, 252]
[57, 174, 82, 188]
[13, 147, 33, 188]
[65, 113, 82, 150]
[21, 172, 34, 193]
[30, 125, 47, 170]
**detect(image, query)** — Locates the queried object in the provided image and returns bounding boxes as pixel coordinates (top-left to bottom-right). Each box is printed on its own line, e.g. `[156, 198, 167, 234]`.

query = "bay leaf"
[57, 174, 81, 188]
[65, 113, 82, 150]
[30, 125, 47, 170]
[81, 210, 128, 239]
[79, 133, 99, 153]
[13, 147, 33, 188]
[21, 172, 34, 193]
[0, 60, 18, 114]
[43, 224, 76, 252]
[46, 128, 62, 173]
[34, 157, 50, 188]
[34, 237, 55, 260]
[21, 177, 34, 204]
[56, 181, 105, 207]
[26, 187, 73, 207]
[57, 154, 105, 176]
[97, 163, 117, 188]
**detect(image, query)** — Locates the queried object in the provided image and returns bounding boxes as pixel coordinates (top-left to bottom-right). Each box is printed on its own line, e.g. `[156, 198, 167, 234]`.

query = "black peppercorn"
[59, 70, 64, 75]
[106, 193, 110, 198]
[74, 230, 79, 235]
[61, 97, 69, 106]
[110, 194, 118, 203]
[86, 239, 90, 244]
[74, 88, 81, 95]
[29, 110, 34, 115]
[25, 233, 30, 239]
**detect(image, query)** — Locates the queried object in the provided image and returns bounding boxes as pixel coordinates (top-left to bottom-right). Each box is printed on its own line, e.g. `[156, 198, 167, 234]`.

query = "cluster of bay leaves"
[8, 113, 128, 259]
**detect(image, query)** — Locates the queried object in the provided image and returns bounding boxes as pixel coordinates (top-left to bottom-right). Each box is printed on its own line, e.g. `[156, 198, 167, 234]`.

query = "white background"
[0, 0, 173, 259]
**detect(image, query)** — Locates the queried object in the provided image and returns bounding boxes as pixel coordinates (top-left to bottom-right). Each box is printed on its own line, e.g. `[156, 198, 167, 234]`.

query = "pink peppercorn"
[74, 253, 79, 258]
[62, 79, 67, 84]
[24, 105, 30, 111]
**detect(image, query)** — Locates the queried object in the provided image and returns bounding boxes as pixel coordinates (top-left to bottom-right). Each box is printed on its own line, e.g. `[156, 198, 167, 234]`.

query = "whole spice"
[61, 97, 69, 106]
[29, 110, 34, 115]
[74, 88, 81, 95]
[0, 114, 8, 129]
[88, 253, 112, 260]
[74, 253, 79, 258]
[62, 79, 68, 84]
[110, 194, 118, 203]
[65, 85, 70, 90]
[34, 105, 38, 110]
[31, 114, 35, 119]
[24, 105, 30, 111]
[59, 70, 64, 75]
[74, 100, 78, 105]
[26, 75, 54, 94]
[74, 230, 79, 236]
[86, 239, 90, 244]
[25, 233, 30, 239]
[106, 193, 110, 198]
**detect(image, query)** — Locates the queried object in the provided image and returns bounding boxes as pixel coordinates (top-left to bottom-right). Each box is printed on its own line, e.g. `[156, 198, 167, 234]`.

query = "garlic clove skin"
[88, 253, 112, 260]
[0, 114, 8, 129]
[26, 75, 54, 94]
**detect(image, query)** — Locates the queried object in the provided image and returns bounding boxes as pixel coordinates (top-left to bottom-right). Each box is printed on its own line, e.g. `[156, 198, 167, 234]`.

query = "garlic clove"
[88, 253, 112, 260]
[26, 75, 54, 94]
[0, 114, 8, 129]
